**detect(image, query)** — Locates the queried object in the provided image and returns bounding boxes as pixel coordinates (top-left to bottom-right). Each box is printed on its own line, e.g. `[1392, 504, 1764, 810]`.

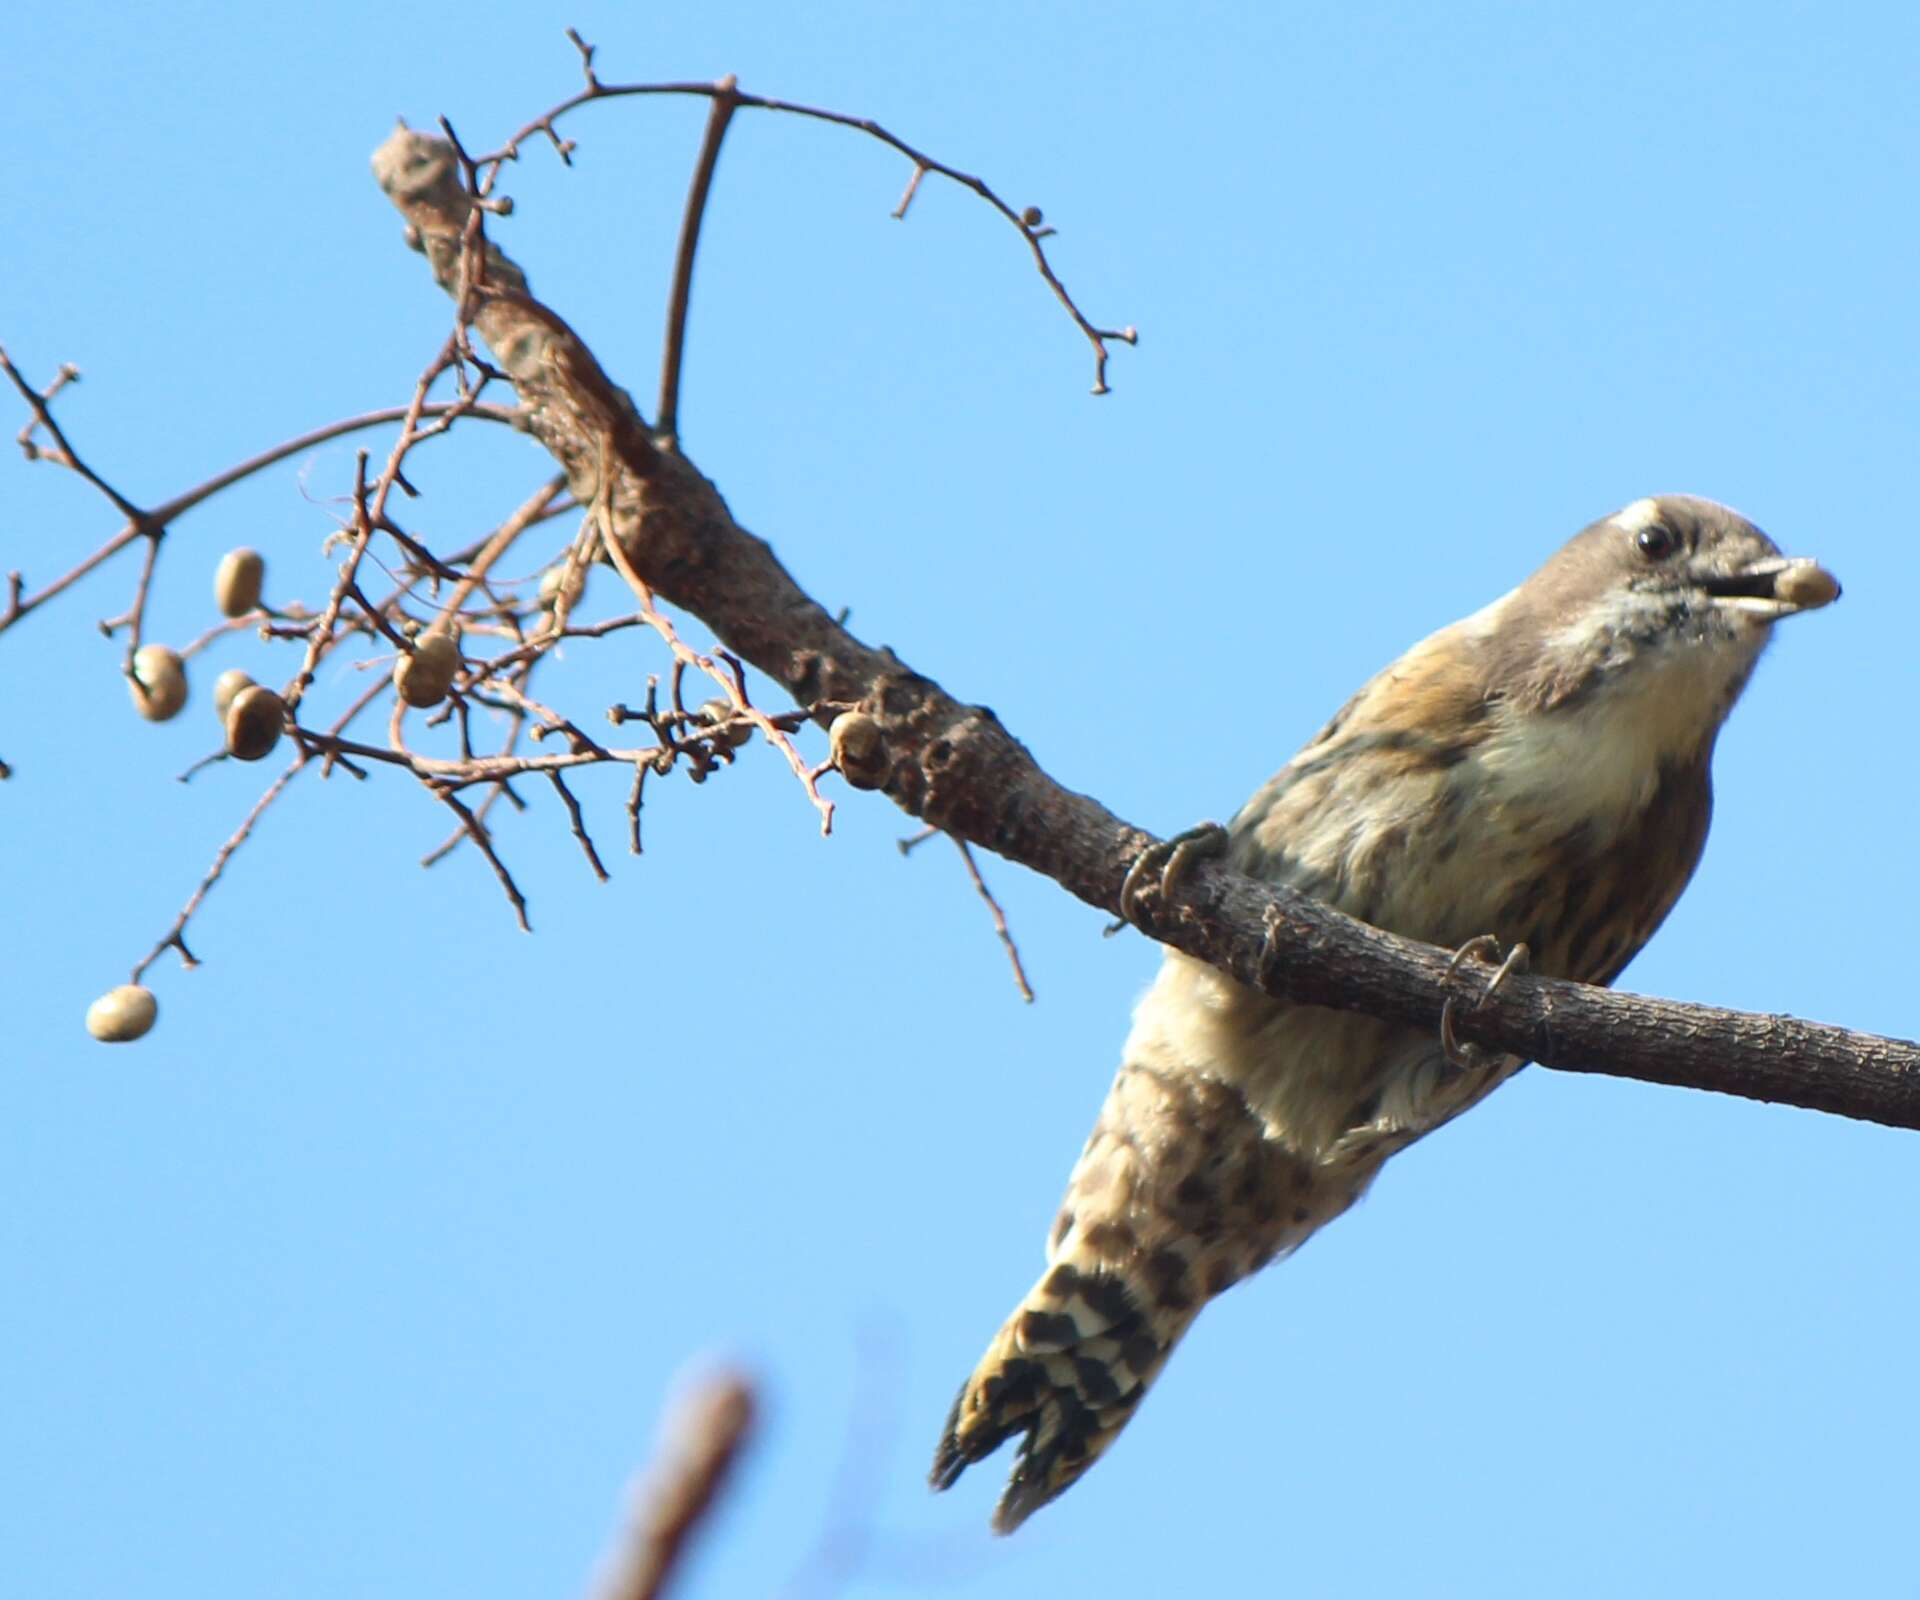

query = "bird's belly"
[1126, 748, 1686, 1163]
[1126, 955, 1443, 1164]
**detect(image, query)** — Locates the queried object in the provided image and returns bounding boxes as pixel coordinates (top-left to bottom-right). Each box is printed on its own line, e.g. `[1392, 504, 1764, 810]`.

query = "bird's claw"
[1108, 822, 1230, 934]
[1438, 934, 1530, 1069]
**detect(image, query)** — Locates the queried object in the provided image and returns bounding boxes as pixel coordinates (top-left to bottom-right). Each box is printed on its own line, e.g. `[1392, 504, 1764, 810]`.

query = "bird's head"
[1487, 494, 1839, 724]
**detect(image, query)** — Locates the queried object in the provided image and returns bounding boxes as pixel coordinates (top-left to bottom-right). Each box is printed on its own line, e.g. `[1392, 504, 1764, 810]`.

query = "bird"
[930, 495, 1839, 1532]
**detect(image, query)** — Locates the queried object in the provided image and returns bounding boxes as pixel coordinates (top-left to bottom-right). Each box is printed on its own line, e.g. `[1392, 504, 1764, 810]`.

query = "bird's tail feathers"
[932, 1055, 1317, 1530]
[930, 1253, 1195, 1532]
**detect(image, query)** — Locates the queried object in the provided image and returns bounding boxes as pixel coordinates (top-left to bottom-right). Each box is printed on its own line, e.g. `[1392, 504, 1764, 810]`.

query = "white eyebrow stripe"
[1610, 497, 1662, 533]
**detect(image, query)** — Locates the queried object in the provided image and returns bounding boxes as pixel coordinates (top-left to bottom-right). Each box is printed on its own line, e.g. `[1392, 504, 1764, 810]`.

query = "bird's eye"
[1636, 526, 1677, 560]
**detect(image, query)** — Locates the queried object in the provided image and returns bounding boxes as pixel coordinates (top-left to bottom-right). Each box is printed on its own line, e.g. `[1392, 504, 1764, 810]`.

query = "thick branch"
[371, 127, 1920, 1133]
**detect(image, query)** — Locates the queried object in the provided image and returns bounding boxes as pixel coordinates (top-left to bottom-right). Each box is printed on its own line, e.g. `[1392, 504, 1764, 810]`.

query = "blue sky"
[3, 3, 1916, 1596]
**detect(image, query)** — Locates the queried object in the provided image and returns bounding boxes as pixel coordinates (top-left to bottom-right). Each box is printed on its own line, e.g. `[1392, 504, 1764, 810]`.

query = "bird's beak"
[1701, 556, 1842, 619]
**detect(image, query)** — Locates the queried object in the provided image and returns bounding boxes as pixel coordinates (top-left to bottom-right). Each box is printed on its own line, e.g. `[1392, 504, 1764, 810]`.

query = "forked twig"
[898, 826, 1034, 1002]
[131, 767, 301, 982]
[7, 35, 1129, 1012]
[478, 40, 1136, 393]
[954, 836, 1035, 1003]
[588, 441, 836, 835]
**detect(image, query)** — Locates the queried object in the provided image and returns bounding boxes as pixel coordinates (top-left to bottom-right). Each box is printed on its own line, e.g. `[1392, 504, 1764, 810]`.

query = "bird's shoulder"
[1302, 614, 1497, 759]
[1226, 617, 1497, 888]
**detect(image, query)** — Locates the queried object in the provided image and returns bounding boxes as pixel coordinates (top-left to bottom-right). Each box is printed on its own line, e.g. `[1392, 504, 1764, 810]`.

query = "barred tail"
[932, 1053, 1320, 1531]
[931, 1252, 1195, 1532]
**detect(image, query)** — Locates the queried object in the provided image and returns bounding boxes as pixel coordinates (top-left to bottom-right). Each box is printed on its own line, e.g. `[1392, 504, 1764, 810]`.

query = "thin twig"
[295, 725, 664, 785]
[362, 473, 572, 691]
[177, 605, 311, 663]
[587, 443, 835, 833]
[475, 43, 1135, 392]
[372, 134, 1920, 1131]
[0, 387, 517, 637]
[101, 528, 164, 679]
[953, 837, 1034, 1003]
[898, 826, 1034, 998]
[131, 766, 302, 982]
[3, 345, 144, 521]
[422, 783, 512, 868]
[548, 770, 609, 881]
[657, 77, 740, 444]
[625, 760, 649, 855]
[434, 786, 531, 930]
[147, 401, 521, 529]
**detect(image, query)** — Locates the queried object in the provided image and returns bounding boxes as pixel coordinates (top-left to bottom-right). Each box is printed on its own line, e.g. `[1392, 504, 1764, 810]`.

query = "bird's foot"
[1438, 934, 1530, 1069]
[1107, 822, 1229, 935]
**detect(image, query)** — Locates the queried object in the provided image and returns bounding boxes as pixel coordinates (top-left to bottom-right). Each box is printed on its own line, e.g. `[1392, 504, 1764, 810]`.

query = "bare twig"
[0, 378, 517, 637]
[374, 124, 1920, 1130]
[473, 39, 1135, 393]
[4, 345, 144, 522]
[434, 786, 530, 930]
[625, 759, 650, 855]
[953, 837, 1034, 1003]
[657, 77, 740, 444]
[585, 442, 835, 834]
[131, 767, 301, 982]
[548, 770, 609, 881]
[100, 528, 164, 679]
[900, 826, 1035, 999]
[144, 400, 520, 529]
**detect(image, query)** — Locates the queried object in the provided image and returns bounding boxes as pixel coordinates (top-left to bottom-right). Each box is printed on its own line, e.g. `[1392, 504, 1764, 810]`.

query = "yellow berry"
[213, 547, 266, 617]
[539, 561, 587, 618]
[828, 710, 887, 789]
[130, 644, 188, 721]
[1778, 562, 1840, 611]
[698, 698, 753, 751]
[212, 668, 256, 722]
[86, 984, 157, 1043]
[393, 631, 461, 708]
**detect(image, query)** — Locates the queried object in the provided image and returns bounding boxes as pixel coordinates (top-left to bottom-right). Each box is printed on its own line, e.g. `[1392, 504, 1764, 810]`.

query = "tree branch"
[592, 1370, 756, 1600]
[655, 75, 738, 445]
[371, 126, 1920, 1133]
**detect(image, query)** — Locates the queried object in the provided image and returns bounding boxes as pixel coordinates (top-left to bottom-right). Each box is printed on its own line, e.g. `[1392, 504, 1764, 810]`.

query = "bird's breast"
[1126, 678, 1716, 1162]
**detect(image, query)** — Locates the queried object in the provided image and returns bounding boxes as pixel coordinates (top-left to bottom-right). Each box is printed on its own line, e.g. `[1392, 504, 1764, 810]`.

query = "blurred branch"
[373, 121, 1920, 1132]
[594, 1371, 756, 1600]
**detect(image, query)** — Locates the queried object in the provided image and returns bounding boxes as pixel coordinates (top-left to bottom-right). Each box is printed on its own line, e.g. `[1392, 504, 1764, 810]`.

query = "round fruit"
[393, 631, 461, 708]
[86, 984, 157, 1043]
[225, 685, 286, 762]
[699, 698, 753, 751]
[212, 667, 256, 722]
[828, 710, 887, 789]
[213, 547, 266, 617]
[130, 644, 188, 721]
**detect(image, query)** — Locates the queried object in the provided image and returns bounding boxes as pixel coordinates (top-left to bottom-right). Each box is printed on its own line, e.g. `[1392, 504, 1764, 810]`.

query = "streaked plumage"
[932, 496, 1838, 1530]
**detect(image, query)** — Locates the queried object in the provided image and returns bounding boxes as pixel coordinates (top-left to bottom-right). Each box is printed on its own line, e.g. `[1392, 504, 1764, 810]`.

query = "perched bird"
[931, 495, 1839, 1532]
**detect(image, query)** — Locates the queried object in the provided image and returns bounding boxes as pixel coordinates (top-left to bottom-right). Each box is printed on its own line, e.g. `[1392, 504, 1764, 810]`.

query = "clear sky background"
[4, 4, 1916, 1597]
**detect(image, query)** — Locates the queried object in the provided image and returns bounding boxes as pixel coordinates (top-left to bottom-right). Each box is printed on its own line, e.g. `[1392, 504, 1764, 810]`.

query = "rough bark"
[372, 126, 1920, 1133]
